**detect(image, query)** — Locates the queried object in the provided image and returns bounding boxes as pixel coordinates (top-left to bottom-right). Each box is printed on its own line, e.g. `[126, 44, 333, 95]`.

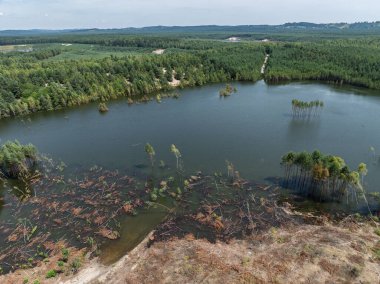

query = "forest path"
[261, 54, 270, 75]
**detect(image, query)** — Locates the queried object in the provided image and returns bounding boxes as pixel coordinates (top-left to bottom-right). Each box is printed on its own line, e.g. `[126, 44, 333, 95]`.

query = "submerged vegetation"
[281, 150, 367, 202]
[0, 142, 378, 277]
[145, 143, 156, 167]
[170, 144, 182, 170]
[0, 142, 194, 274]
[0, 141, 38, 179]
[291, 99, 324, 119]
[369, 146, 380, 165]
[0, 163, 145, 273]
[219, 84, 237, 97]
[98, 102, 109, 113]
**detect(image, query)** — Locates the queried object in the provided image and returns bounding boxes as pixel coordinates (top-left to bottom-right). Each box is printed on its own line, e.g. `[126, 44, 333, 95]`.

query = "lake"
[1, 80, 380, 263]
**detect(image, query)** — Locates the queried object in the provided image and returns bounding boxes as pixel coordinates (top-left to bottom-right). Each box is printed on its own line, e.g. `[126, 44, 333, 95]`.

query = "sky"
[0, 0, 378, 30]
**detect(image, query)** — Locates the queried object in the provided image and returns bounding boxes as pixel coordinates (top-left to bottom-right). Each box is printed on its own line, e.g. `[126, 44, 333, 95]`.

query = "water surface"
[1, 80, 380, 262]
[1, 80, 379, 189]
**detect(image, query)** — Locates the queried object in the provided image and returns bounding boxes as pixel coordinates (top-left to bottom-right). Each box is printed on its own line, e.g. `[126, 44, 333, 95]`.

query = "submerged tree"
[369, 146, 379, 164]
[98, 102, 109, 113]
[226, 160, 235, 178]
[291, 99, 324, 119]
[170, 144, 181, 170]
[281, 150, 366, 202]
[0, 140, 38, 179]
[358, 163, 368, 185]
[145, 143, 156, 167]
[219, 84, 237, 97]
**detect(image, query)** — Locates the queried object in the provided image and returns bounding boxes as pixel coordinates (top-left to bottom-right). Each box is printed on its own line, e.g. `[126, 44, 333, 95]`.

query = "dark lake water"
[1, 80, 380, 263]
[1, 80, 379, 190]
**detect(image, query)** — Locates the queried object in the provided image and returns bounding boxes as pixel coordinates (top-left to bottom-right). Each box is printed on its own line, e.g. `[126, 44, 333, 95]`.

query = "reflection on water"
[286, 118, 321, 141]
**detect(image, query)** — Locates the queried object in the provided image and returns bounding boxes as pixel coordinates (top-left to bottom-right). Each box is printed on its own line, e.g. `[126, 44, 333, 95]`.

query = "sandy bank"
[2, 214, 380, 283]
[73, 219, 380, 283]
[152, 49, 165, 55]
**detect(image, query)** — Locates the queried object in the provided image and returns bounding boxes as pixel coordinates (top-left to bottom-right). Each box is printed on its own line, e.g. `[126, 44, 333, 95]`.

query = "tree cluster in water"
[291, 99, 324, 119]
[0, 140, 38, 179]
[281, 150, 367, 202]
[98, 102, 109, 113]
[219, 84, 237, 97]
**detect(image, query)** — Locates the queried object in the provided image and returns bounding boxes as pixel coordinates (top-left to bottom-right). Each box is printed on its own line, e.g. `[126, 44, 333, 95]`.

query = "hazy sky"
[0, 0, 378, 30]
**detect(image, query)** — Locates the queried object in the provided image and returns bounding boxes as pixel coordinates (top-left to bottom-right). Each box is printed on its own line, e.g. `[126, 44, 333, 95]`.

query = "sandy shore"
[87, 221, 380, 283]
[2, 215, 380, 283]
[73, 219, 380, 283]
[152, 49, 165, 55]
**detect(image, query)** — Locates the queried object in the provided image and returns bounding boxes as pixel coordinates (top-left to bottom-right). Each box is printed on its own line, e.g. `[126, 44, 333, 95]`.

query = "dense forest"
[0, 30, 379, 119]
[265, 39, 380, 89]
[0, 43, 264, 118]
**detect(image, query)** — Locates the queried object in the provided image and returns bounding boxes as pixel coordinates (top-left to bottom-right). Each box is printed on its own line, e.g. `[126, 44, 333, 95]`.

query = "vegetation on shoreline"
[0, 141, 38, 179]
[265, 39, 380, 89]
[0, 32, 379, 120]
[0, 43, 264, 119]
[0, 143, 378, 277]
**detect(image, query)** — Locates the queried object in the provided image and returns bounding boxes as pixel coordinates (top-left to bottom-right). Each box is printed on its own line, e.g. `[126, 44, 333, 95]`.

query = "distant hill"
[0, 22, 379, 37]
[282, 21, 380, 30]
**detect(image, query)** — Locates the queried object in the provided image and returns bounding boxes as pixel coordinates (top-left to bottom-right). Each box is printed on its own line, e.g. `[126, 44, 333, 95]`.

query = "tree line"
[0, 44, 264, 119]
[0, 35, 379, 119]
[265, 39, 380, 89]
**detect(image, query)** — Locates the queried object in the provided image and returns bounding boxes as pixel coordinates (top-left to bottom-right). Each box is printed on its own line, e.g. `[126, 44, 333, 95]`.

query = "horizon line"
[0, 21, 379, 32]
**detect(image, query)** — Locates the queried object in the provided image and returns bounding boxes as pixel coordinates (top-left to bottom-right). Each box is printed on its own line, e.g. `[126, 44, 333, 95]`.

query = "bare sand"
[169, 78, 181, 87]
[152, 49, 165, 55]
[2, 215, 380, 283]
[83, 221, 380, 284]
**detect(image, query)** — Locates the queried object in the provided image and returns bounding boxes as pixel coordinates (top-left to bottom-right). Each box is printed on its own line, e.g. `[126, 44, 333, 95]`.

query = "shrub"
[374, 228, 380, 236]
[98, 102, 109, 113]
[0, 140, 38, 179]
[46, 270, 57, 279]
[70, 258, 81, 273]
[61, 248, 69, 262]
